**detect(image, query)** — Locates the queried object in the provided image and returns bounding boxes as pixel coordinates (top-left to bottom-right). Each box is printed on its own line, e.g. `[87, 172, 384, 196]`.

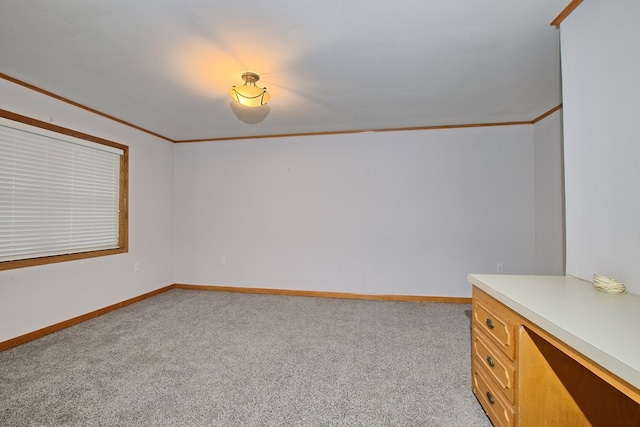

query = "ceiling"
[0, 1, 567, 142]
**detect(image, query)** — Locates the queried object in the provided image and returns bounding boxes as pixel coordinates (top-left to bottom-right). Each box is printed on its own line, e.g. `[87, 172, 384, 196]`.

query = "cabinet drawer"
[473, 331, 516, 404]
[473, 368, 515, 427]
[473, 288, 516, 359]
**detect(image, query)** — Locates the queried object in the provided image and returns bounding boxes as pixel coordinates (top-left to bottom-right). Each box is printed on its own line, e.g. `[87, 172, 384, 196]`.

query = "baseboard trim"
[173, 283, 472, 304]
[1, 283, 470, 351]
[0, 285, 175, 352]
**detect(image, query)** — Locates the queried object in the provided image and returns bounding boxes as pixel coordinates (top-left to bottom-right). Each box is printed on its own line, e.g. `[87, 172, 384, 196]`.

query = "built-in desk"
[468, 274, 640, 426]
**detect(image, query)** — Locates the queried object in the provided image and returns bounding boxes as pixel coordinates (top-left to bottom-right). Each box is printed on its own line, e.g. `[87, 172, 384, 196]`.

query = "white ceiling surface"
[0, 1, 567, 141]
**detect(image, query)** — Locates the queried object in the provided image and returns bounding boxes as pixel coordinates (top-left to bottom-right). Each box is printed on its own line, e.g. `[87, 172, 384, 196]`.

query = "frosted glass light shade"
[229, 72, 270, 107]
[229, 85, 271, 107]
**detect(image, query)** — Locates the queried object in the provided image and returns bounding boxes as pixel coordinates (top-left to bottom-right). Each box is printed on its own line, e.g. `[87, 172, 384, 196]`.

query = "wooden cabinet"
[472, 368, 515, 427]
[473, 328, 516, 403]
[469, 275, 640, 427]
[472, 287, 518, 426]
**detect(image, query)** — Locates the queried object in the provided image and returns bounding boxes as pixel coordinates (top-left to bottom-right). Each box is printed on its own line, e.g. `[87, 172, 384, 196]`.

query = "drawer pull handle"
[485, 318, 495, 329]
[486, 391, 495, 404]
[486, 355, 495, 367]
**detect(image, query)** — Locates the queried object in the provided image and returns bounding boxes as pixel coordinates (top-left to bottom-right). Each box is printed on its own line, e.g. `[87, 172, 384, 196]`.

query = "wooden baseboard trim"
[173, 283, 471, 304]
[1, 283, 470, 351]
[0, 285, 175, 352]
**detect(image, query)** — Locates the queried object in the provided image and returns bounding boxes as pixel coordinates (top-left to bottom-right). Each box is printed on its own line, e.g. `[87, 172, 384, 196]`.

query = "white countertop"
[468, 274, 640, 391]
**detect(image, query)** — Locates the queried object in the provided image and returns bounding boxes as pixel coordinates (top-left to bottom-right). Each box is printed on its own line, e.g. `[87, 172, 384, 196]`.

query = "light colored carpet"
[0, 289, 490, 426]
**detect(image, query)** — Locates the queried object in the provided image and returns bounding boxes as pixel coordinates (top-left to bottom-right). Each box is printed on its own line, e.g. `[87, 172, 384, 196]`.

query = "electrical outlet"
[497, 263, 503, 273]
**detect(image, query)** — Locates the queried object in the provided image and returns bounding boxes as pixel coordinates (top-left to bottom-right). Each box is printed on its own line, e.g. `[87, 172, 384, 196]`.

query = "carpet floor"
[1, 289, 490, 426]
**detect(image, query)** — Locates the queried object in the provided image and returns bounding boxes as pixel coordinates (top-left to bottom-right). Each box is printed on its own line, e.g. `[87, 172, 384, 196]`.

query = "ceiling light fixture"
[229, 72, 270, 107]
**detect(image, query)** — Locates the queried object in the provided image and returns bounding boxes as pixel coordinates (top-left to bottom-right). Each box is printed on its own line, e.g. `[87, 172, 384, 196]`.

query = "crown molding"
[174, 121, 533, 143]
[1, 73, 562, 144]
[0, 72, 174, 142]
[532, 104, 563, 123]
[551, 0, 583, 28]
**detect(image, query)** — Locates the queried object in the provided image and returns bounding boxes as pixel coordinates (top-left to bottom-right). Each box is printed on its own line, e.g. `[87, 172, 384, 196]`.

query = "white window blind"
[0, 118, 123, 263]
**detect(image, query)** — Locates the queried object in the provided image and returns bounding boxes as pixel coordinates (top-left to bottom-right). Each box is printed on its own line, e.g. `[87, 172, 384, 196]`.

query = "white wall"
[0, 71, 565, 342]
[533, 109, 564, 275]
[174, 125, 536, 298]
[561, 1, 640, 294]
[0, 78, 174, 342]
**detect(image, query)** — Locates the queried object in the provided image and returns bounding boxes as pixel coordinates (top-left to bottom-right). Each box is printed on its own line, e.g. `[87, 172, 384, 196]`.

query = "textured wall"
[174, 125, 536, 297]
[0, 78, 175, 342]
[561, 1, 640, 294]
[533, 109, 564, 275]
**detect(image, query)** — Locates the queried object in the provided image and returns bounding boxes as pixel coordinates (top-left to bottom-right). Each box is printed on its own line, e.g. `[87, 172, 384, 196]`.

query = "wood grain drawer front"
[473, 369, 515, 427]
[473, 292, 516, 359]
[473, 331, 516, 404]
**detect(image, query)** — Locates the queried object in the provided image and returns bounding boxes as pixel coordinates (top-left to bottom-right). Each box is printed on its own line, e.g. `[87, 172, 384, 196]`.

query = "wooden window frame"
[0, 109, 128, 270]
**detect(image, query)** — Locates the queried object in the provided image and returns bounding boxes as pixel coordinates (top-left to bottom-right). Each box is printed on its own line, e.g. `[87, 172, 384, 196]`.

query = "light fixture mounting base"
[241, 72, 260, 84]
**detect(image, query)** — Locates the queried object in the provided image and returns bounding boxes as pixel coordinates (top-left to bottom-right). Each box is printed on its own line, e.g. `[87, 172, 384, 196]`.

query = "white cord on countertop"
[592, 274, 626, 294]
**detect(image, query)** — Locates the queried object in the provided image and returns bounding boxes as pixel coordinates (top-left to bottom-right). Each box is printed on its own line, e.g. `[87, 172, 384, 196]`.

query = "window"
[0, 109, 128, 270]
